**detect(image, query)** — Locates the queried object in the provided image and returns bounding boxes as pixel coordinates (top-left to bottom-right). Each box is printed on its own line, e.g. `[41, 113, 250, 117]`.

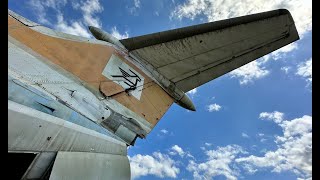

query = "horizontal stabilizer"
[120, 9, 299, 92]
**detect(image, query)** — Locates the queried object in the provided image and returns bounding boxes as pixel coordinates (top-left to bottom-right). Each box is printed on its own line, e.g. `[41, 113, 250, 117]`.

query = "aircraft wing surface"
[120, 9, 299, 92]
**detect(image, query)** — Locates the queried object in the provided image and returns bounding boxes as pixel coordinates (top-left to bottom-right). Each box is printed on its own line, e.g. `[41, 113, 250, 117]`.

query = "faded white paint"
[102, 54, 144, 100]
[8, 100, 127, 154]
[8, 37, 152, 134]
[50, 151, 130, 180]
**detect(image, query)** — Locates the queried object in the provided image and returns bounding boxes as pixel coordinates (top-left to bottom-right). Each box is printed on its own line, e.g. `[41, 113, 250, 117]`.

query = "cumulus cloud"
[129, 113, 311, 179]
[160, 129, 169, 134]
[268, 43, 298, 61]
[296, 58, 312, 83]
[111, 26, 129, 39]
[236, 115, 312, 179]
[243, 163, 258, 175]
[171, 0, 312, 38]
[28, 0, 67, 25]
[184, 113, 312, 179]
[28, 0, 105, 38]
[259, 111, 284, 123]
[55, 13, 92, 38]
[187, 88, 197, 95]
[187, 145, 247, 180]
[229, 61, 269, 85]
[170, 145, 185, 157]
[207, 103, 221, 112]
[129, 152, 180, 179]
[169, 145, 194, 158]
[72, 0, 104, 28]
[242, 133, 250, 138]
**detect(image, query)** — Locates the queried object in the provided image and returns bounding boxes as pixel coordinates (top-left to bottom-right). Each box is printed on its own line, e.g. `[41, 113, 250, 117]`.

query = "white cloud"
[160, 129, 169, 134]
[170, 145, 185, 157]
[170, 145, 194, 158]
[187, 145, 247, 180]
[269, 43, 298, 60]
[281, 66, 292, 74]
[186, 114, 312, 179]
[28, 0, 104, 39]
[296, 58, 312, 83]
[187, 88, 197, 95]
[260, 148, 267, 154]
[128, 0, 141, 15]
[55, 13, 92, 38]
[242, 133, 250, 138]
[129, 152, 180, 179]
[207, 103, 221, 112]
[187, 88, 198, 99]
[277, 115, 312, 142]
[111, 26, 129, 39]
[171, 0, 312, 38]
[260, 138, 267, 143]
[243, 163, 258, 175]
[134, 0, 141, 8]
[28, 0, 67, 25]
[138, 114, 311, 180]
[229, 61, 269, 85]
[236, 115, 312, 180]
[259, 111, 284, 124]
[72, 0, 104, 28]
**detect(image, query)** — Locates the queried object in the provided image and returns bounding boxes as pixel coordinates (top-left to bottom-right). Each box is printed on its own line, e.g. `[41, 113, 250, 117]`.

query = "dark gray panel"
[120, 9, 293, 51]
[120, 9, 299, 92]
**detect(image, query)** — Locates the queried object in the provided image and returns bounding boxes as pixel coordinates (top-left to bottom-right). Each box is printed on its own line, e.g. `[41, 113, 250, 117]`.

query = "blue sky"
[8, 0, 312, 179]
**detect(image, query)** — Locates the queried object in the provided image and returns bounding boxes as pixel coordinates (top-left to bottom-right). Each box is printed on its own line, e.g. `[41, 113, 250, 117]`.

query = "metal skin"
[89, 26, 196, 111]
[89, 26, 126, 49]
[8, 8, 299, 180]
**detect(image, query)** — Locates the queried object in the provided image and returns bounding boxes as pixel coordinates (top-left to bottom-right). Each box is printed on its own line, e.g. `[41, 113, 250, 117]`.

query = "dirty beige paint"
[8, 16, 173, 126]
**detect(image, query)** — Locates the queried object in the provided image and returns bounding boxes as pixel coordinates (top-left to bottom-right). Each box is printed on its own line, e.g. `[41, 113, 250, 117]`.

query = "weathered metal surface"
[49, 151, 130, 180]
[8, 76, 124, 141]
[8, 38, 146, 144]
[8, 14, 174, 127]
[121, 9, 293, 50]
[89, 26, 126, 49]
[8, 100, 127, 155]
[120, 9, 299, 92]
[115, 125, 137, 144]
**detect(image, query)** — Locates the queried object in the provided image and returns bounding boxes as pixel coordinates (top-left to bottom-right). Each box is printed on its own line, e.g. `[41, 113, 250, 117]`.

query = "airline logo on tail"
[102, 54, 144, 100]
